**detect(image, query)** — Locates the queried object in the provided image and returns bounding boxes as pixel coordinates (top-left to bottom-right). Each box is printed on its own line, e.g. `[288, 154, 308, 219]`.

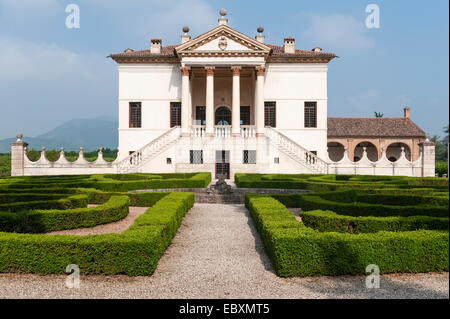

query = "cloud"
[80, 0, 217, 43]
[302, 14, 375, 51]
[345, 89, 382, 114]
[0, 35, 115, 139]
[0, 36, 106, 83]
[147, 0, 217, 39]
[0, 0, 60, 14]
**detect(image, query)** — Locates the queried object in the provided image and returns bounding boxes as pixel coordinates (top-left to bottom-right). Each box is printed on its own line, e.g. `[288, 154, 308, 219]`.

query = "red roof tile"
[110, 45, 178, 59]
[110, 42, 335, 60]
[327, 117, 426, 138]
[265, 43, 335, 58]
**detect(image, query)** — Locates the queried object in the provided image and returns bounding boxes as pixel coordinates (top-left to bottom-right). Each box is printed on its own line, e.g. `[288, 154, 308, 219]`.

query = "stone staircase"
[115, 127, 181, 173]
[265, 127, 329, 174]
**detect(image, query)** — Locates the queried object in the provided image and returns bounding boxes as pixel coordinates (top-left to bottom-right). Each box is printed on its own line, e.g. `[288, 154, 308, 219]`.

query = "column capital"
[204, 66, 216, 76]
[231, 66, 242, 76]
[180, 66, 191, 76]
[255, 66, 266, 76]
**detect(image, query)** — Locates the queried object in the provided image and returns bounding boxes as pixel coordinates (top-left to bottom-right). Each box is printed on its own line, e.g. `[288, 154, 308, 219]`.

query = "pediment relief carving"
[176, 25, 271, 58]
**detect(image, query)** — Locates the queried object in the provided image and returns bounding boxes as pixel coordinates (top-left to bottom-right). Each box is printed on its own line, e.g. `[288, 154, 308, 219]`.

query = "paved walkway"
[0, 204, 448, 299]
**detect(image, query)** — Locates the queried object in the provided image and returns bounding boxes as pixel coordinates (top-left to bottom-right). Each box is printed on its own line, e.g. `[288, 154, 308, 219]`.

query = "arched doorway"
[215, 106, 231, 125]
[354, 142, 378, 162]
[386, 142, 411, 161]
[327, 142, 345, 162]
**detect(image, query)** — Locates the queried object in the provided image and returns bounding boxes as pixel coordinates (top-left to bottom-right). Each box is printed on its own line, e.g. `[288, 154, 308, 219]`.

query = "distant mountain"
[0, 118, 118, 153]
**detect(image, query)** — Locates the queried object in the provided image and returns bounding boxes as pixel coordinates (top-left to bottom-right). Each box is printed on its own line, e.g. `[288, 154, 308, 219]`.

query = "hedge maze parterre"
[0, 173, 210, 275]
[237, 174, 449, 277]
[0, 172, 448, 278]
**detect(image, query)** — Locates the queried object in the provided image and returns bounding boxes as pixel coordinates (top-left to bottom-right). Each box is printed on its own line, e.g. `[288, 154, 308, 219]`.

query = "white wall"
[118, 64, 181, 160]
[264, 63, 328, 159]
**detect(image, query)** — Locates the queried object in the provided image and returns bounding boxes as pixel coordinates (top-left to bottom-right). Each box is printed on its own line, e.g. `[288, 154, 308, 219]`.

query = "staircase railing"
[265, 127, 329, 174]
[116, 126, 181, 173]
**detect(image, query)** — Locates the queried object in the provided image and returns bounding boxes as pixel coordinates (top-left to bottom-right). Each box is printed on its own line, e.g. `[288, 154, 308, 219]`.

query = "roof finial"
[218, 8, 228, 25]
[181, 26, 191, 43]
[256, 26, 265, 43]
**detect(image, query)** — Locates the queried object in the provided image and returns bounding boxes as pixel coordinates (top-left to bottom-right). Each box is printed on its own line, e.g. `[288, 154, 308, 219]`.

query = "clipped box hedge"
[245, 194, 449, 277]
[0, 187, 169, 208]
[235, 173, 449, 192]
[300, 210, 449, 233]
[0, 192, 194, 275]
[0, 195, 130, 233]
[1, 172, 212, 192]
[0, 194, 88, 212]
[299, 194, 448, 217]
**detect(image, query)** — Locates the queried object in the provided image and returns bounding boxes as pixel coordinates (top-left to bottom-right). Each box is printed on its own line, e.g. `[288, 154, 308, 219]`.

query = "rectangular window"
[189, 150, 203, 164]
[195, 106, 206, 125]
[129, 102, 142, 128]
[264, 102, 276, 127]
[170, 102, 182, 127]
[240, 106, 250, 125]
[243, 150, 256, 164]
[304, 102, 317, 128]
[274, 157, 280, 164]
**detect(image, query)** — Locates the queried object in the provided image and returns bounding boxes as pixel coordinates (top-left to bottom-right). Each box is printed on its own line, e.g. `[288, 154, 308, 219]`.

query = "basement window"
[243, 150, 256, 164]
[306, 151, 317, 164]
[190, 150, 203, 164]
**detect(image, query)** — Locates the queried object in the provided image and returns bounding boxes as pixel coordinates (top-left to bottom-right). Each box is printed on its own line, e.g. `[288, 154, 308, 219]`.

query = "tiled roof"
[265, 43, 335, 58]
[110, 43, 335, 60]
[327, 117, 426, 138]
[109, 45, 178, 59]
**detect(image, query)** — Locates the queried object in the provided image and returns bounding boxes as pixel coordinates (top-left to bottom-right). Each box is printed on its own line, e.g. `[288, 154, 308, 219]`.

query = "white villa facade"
[10, 9, 435, 178]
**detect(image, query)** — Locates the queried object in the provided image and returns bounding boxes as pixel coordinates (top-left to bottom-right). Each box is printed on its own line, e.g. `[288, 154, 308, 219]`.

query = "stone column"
[420, 136, 435, 177]
[10, 134, 28, 176]
[180, 66, 191, 136]
[205, 66, 215, 136]
[255, 66, 266, 136]
[231, 66, 242, 136]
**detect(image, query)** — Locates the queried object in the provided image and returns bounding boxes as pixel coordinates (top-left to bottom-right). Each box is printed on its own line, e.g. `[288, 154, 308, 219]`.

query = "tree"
[374, 112, 384, 118]
[434, 125, 449, 162]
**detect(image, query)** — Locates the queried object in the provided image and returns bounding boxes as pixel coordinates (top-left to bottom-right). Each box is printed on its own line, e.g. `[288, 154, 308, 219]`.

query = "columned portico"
[231, 66, 242, 136]
[181, 65, 263, 138]
[205, 66, 215, 136]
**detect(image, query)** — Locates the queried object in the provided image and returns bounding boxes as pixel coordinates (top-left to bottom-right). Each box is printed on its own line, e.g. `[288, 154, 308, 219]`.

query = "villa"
[10, 9, 435, 177]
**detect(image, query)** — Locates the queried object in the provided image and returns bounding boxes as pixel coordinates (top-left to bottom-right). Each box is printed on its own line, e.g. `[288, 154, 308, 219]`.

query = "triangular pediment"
[176, 25, 271, 58]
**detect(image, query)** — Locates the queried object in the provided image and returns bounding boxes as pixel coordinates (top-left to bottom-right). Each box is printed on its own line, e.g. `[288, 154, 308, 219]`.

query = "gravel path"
[1, 203, 448, 299]
[288, 207, 302, 221]
[45, 206, 149, 236]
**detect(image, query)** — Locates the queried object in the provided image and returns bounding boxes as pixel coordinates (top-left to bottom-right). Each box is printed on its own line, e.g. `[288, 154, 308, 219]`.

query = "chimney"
[255, 26, 265, 43]
[218, 8, 228, 26]
[284, 37, 295, 54]
[150, 38, 161, 54]
[181, 26, 191, 43]
[403, 106, 410, 119]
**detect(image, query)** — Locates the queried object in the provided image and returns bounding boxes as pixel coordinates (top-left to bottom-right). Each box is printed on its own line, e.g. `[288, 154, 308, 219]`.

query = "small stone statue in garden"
[213, 174, 232, 194]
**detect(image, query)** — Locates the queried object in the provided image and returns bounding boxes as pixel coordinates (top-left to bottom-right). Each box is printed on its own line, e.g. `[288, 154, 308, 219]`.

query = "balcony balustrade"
[191, 125, 256, 138]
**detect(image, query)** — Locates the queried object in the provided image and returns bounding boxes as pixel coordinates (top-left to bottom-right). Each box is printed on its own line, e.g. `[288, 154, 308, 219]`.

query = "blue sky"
[0, 0, 448, 140]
